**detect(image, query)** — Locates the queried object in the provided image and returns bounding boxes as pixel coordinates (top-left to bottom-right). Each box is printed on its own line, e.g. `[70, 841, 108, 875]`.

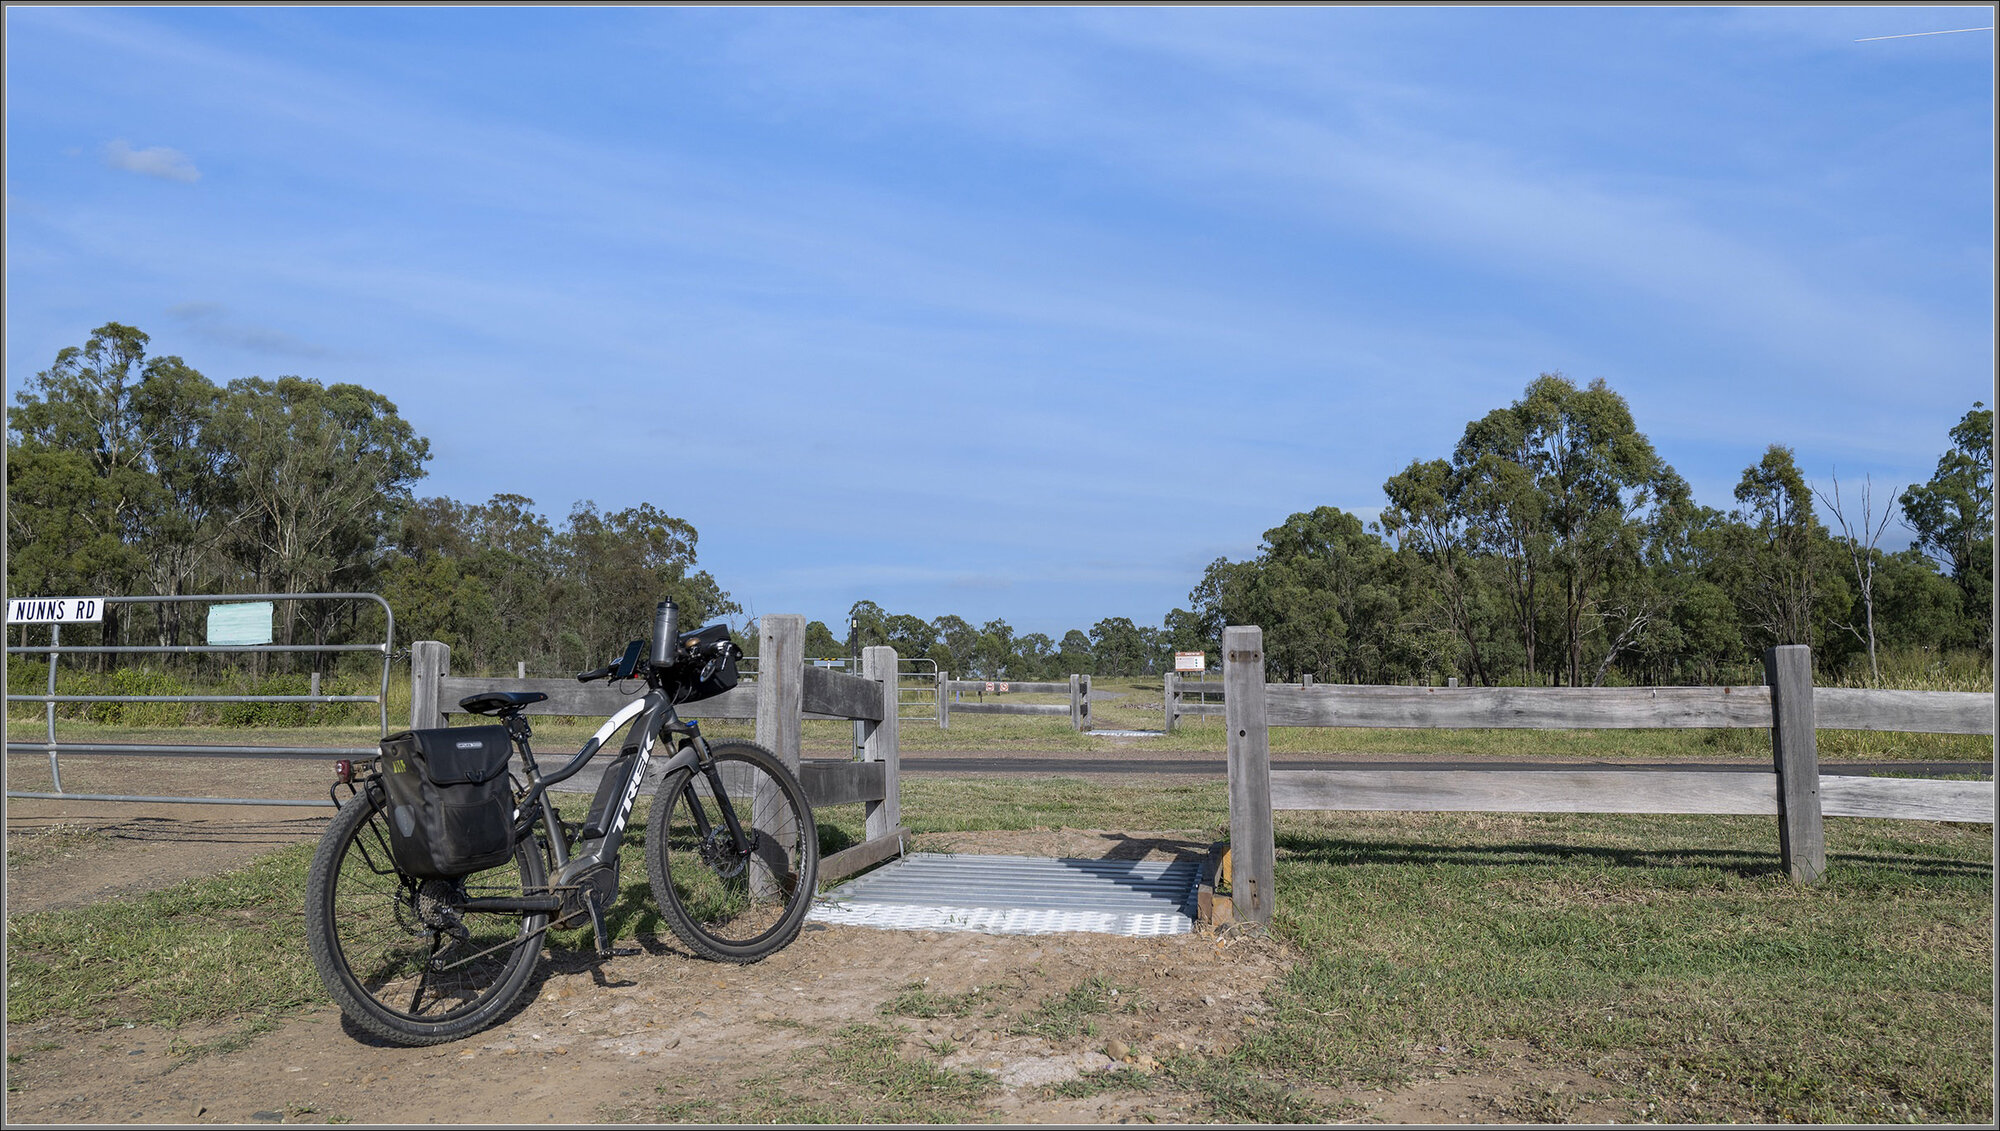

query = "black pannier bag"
[377, 725, 517, 879]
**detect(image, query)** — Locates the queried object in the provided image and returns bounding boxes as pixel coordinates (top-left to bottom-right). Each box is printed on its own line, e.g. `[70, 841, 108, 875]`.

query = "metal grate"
[809, 852, 1201, 937]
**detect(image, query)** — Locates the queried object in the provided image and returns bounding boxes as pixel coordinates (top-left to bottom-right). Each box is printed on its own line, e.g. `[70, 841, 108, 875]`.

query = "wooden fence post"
[410, 640, 449, 730]
[1765, 644, 1823, 883]
[937, 669, 950, 730]
[1224, 625, 1275, 926]
[756, 614, 804, 774]
[862, 646, 902, 841]
[1164, 669, 1179, 733]
[1069, 674, 1082, 731]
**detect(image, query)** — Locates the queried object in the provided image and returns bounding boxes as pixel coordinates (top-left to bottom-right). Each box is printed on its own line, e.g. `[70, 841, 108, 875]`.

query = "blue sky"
[6, 6, 1993, 638]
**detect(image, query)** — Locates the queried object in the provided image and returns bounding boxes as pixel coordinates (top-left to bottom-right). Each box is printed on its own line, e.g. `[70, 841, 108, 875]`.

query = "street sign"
[1174, 651, 1206, 672]
[6, 597, 105, 624]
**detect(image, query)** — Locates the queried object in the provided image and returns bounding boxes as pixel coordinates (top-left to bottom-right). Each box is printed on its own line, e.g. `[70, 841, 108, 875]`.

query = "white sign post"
[6, 597, 105, 625]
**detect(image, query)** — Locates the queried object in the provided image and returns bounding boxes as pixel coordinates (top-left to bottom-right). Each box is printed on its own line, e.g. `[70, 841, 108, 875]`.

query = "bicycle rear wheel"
[646, 740, 818, 962]
[304, 787, 548, 1045]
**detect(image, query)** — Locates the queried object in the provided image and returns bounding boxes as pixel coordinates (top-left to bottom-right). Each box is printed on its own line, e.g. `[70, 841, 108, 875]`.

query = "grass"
[1013, 975, 1132, 1040]
[881, 980, 1000, 1020]
[6, 844, 325, 1028]
[7, 760, 1990, 1123]
[1240, 808, 1993, 1124]
[634, 1022, 996, 1124]
[5, 824, 106, 868]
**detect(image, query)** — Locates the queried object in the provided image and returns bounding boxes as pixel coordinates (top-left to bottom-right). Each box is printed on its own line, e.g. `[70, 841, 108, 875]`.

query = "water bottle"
[650, 600, 680, 668]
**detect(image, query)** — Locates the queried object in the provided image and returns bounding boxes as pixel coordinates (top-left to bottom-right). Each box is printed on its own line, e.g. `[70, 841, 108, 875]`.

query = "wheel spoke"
[305, 789, 550, 1045]
[646, 742, 817, 963]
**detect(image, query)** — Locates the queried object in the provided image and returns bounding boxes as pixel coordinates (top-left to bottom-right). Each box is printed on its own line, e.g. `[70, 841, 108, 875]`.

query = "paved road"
[550, 754, 1991, 794]
[897, 757, 1995, 777]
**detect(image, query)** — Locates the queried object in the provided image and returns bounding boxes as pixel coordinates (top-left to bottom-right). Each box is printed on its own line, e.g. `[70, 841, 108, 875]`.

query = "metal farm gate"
[5, 593, 395, 808]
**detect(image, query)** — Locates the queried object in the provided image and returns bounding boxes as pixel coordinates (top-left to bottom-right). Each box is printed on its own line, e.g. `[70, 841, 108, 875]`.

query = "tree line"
[823, 375, 1991, 686]
[9, 326, 1989, 688]
[7, 322, 734, 675]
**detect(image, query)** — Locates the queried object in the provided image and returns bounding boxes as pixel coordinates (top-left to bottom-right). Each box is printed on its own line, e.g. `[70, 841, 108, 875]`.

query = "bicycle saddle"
[458, 690, 549, 717]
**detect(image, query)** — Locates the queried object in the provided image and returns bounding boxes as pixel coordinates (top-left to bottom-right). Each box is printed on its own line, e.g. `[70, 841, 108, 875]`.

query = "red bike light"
[334, 759, 354, 784]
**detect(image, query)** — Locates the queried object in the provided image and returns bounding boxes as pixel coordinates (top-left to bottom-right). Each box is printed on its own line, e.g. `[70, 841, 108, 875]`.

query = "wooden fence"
[1164, 670, 1223, 730]
[1220, 625, 1995, 925]
[410, 614, 907, 883]
[939, 675, 1090, 731]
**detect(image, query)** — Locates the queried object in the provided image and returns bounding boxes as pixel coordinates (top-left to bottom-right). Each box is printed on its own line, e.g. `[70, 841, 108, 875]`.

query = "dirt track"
[4, 753, 1634, 1124]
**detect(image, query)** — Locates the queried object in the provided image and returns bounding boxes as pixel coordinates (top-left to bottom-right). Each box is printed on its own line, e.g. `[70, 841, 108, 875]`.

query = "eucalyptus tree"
[1722, 445, 1851, 654]
[847, 600, 889, 652]
[1057, 629, 1095, 675]
[559, 501, 737, 668]
[10, 323, 219, 652]
[129, 356, 235, 642]
[209, 376, 431, 647]
[1814, 472, 1899, 683]
[931, 614, 978, 676]
[884, 614, 937, 664]
[804, 619, 843, 658]
[1088, 616, 1150, 676]
[1160, 607, 1211, 662]
[1900, 403, 1993, 649]
[1381, 457, 1495, 685]
[1012, 631, 1054, 679]
[1448, 374, 1689, 686]
[973, 618, 1014, 678]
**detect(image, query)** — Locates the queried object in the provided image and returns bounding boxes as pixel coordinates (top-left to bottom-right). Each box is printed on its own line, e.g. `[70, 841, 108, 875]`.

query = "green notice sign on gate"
[206, 601, 275, 646]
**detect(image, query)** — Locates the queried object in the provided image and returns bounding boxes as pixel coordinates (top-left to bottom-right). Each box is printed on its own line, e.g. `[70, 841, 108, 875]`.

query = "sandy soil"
[4, 753, 1635, 1125]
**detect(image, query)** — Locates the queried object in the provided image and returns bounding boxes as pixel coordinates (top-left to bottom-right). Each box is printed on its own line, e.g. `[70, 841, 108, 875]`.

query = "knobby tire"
[646, 740, 819, 963]
[304, 787, 548, 1045]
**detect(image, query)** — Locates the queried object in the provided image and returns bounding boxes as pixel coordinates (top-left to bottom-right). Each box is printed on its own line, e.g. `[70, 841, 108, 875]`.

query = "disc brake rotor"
[697, 828, 754, 879]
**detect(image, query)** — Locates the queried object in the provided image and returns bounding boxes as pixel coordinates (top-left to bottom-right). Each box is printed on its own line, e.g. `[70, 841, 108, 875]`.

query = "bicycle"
[304, 600, 819, 1046]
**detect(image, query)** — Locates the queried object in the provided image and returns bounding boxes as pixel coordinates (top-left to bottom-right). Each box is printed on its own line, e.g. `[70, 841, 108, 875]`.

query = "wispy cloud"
[101, 138, 200, 182]
[165, 301, 333, 359]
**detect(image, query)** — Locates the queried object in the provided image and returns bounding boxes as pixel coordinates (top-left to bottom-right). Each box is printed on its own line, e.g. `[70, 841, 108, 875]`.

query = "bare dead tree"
[1814, 470, 1898, 685]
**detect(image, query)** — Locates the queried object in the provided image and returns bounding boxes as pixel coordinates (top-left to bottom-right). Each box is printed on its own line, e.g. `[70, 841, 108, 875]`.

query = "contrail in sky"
[1855, 27, 1992, 42]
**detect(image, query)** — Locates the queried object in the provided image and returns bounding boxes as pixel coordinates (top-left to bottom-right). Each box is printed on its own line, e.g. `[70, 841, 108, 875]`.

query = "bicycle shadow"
[531, 877, 662, 986]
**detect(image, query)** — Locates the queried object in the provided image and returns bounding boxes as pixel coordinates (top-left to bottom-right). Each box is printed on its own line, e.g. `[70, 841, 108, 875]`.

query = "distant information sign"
[207, 601, 275, 646]
[6, 597, 105, 625]
[1174, 651, 1206, 673]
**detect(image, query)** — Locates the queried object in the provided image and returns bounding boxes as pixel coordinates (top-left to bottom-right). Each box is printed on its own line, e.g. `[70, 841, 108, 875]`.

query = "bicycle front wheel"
[646, 740, 818, 962]
[304, 787, 549, 1045]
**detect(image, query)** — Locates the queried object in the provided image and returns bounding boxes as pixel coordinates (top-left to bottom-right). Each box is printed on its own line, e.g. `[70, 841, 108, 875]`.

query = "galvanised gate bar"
[6, 592, 395, 808]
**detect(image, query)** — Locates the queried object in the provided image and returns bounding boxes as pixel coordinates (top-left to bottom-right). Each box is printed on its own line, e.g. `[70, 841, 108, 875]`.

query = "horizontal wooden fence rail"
[412, 614, 908, 884]
[939, 675, 1090, 731]
[1163, 670, 1226, 731]
[1219, 625, 1995, 926]
[1189, 681, 1996, 736]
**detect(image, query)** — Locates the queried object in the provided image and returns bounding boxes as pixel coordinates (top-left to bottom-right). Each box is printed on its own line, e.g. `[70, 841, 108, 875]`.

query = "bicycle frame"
[507, 686, 748, 900]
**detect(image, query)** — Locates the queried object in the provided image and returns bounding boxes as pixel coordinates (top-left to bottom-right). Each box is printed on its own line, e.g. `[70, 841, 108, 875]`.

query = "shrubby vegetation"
[8, 326, 1989, 689]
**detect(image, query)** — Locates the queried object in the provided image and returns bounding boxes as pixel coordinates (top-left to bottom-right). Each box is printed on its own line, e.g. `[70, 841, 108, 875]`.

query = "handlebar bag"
[673, 638, 742, 703]
[377, 725, 517, 879]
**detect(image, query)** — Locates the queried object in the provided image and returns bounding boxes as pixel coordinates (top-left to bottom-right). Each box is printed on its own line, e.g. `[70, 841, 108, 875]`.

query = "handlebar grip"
[576, 664, 614, 683]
